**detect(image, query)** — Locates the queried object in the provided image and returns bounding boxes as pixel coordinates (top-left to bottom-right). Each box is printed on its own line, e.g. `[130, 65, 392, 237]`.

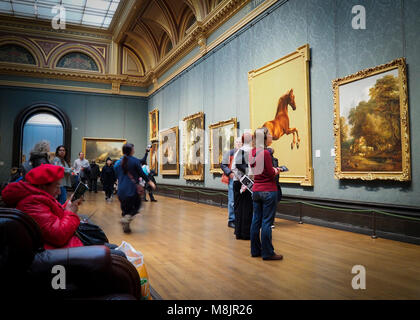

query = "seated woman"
[1, 164, 124, 257]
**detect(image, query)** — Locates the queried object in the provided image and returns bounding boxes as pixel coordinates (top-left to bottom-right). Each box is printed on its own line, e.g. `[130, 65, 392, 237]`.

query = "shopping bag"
[116, 241, 151, 300]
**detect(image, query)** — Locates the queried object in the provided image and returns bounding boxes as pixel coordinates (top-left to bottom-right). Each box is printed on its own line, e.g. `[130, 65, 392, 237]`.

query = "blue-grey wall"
[148, 0, 420, 207]
[0, 86, 148, 181]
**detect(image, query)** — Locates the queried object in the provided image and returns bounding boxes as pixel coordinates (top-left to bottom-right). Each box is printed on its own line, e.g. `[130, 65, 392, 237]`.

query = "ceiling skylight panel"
[12, 2, 36, 17]
[0, 1, 13, 13]
[0, 0, 121, 29]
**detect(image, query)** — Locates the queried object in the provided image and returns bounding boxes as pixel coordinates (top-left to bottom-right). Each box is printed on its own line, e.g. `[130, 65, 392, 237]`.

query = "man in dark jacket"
[101, 157, 116, 201]
[88, 160, 100, 193]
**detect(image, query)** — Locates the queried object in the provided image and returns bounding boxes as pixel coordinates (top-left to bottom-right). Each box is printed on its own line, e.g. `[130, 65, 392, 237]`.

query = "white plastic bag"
[116, 241, 151, 300]
[117, 241, 144, 268]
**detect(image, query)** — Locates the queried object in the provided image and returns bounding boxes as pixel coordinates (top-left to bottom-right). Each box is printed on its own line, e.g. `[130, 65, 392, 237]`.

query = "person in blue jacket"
[114, 143, 156, 233]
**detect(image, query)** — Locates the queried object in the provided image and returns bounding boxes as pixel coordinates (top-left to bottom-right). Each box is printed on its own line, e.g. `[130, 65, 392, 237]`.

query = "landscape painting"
[333, 58, 411, 181]
[82, 138, 127, 168]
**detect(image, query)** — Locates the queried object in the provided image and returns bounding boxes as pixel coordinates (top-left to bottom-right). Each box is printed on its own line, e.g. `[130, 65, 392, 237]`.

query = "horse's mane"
[275, 92, 290, 116]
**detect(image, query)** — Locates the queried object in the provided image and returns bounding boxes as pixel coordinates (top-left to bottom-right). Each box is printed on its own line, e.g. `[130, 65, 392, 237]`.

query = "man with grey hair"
[21, 140, 51, 179]
[73, 151, 90, 185]
[221, 136, 243, 228]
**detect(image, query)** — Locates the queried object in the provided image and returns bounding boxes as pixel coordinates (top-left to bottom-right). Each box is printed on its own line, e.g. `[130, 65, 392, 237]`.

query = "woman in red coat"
[1, 164, 83, 249]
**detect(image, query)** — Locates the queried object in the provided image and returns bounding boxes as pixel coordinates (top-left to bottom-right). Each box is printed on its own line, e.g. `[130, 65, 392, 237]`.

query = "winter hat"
[26, 164, 64, 185]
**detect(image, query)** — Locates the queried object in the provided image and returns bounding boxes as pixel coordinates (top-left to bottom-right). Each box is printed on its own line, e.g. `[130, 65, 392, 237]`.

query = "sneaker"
[271, 225, 275, 228]
[228, 221, 235, 228]
[120, 215, 132, 234]
[151, 199, 157, 202]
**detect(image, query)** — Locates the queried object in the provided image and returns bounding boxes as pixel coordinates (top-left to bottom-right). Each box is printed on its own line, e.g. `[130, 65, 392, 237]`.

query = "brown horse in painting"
[263, 89, 300, 149]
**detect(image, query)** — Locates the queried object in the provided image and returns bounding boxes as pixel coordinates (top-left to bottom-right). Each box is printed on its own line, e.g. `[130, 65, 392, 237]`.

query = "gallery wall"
[0, 86, 148, 182]
[148, 0, 420, 207]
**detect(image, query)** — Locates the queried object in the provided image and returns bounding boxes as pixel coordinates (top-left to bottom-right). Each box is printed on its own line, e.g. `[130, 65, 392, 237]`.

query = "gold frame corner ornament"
[333, 58, 410, 181]
[159, 126, 180, 176]
[182, 112, 205, 181]
[248, 44, 314, 186]
[208, 118, 238, 174]
[149, 108, 159, 142]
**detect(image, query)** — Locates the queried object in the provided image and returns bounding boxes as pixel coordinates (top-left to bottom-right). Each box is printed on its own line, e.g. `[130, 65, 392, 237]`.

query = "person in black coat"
[88, 160, 100, 193]
[101, 157, 116, 201]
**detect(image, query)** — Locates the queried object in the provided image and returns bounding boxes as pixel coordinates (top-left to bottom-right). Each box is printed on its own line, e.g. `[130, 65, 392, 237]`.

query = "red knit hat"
[26, 164, 64, 185]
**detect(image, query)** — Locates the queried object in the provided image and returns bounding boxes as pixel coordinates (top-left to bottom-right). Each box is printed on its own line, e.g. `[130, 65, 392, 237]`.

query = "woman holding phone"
[1, 164, 84, 249]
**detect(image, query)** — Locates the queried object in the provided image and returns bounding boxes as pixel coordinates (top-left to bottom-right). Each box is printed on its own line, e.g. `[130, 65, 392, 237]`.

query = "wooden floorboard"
[81, 192, 420, 300]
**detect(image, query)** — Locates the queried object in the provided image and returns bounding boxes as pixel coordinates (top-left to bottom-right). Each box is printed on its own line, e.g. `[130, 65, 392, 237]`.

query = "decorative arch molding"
[49, 44, 105, 73]
[12, 103, 72, 167]
[179, 7, 197, 38]
[122, 46, 146, 76]
[0, 37, 42, 67]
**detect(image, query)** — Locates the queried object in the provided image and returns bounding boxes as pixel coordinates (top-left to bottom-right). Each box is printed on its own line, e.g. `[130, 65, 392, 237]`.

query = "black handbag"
[75, 221, 109, 246]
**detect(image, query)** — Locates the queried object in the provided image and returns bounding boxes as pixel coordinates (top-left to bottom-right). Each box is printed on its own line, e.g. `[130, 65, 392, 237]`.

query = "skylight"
[0, 0, 121, 29]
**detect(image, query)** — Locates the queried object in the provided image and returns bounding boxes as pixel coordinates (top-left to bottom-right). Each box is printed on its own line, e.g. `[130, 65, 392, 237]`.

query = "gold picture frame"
[333, 58, 410, 181]
[150, 141, 159, 175]
[159, 126, 179, 175]
[182, 112, 205, 181]
[248, 44, 314, 186]
[82, 137, 127, 168]
[149, 108, 159, 142]
[209, 118, 238, 174]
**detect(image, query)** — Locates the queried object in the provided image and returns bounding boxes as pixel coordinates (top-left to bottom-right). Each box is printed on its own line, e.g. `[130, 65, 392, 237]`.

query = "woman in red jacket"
[1, 164, 83, 249]
[249, 127, 284, 261]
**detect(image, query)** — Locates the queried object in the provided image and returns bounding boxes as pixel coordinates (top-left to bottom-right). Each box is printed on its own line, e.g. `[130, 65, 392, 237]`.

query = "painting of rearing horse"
[263, 88, 300, 149]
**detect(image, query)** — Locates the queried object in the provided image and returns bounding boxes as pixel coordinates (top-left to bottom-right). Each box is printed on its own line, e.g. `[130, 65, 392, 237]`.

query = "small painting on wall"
[183, 112, 205, 181]
[149, 108, 159, 142]
[159, 126, 179, 175]
[150, 142, 159, 175]
[209, 118, 237, 174]
[333, 58, 410, 181]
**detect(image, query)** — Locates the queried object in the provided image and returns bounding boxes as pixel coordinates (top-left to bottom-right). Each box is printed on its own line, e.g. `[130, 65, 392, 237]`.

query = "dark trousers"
[103, 184, 114, 199]
[233, 181, 253, 240]
[89, 178, 97, 192]
[250, 191, 277, 259]
[120, 195, 141, 216]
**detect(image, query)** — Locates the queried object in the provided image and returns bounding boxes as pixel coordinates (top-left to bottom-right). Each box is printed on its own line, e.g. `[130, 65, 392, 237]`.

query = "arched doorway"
[12, 104, 72, 167]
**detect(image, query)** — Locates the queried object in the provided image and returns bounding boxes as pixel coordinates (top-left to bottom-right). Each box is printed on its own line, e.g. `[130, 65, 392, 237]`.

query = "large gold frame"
[159, 126, 180, 175]
[182, 112, 205, 181]
[248, 44, 313, 186]
[333, 58, 410, 181]
[149, 108, 159, 142]
[82, 137, 127, 168]
[208, 118, 238, 174]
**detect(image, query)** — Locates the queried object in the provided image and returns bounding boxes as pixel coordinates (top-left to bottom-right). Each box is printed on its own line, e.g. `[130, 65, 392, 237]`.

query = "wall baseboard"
[155, 183, 420, 246]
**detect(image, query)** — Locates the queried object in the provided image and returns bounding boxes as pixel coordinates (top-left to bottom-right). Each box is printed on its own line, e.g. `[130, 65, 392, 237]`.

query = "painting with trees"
[333, 58, 411, 181]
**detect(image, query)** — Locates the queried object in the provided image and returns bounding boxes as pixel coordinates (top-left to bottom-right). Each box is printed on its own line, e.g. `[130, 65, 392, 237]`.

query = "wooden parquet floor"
[81, 192, 420, 300]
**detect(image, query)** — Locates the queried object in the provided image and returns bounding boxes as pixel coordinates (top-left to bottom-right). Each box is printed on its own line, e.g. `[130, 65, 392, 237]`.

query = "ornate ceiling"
[117, 0, 250, 83]
[0, 0, 253, 89]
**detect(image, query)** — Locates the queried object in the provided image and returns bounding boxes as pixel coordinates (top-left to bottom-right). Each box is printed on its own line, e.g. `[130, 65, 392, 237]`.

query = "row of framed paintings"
[150, 45, 411, 184]
[150, 113, 237, 180]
